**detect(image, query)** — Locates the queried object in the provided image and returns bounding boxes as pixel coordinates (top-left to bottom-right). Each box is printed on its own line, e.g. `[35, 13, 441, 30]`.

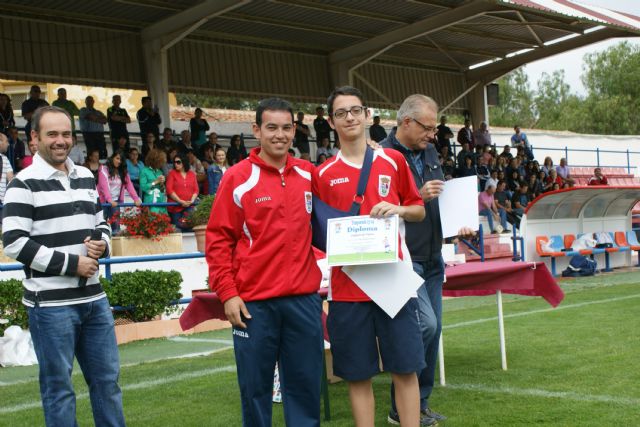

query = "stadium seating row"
[536, 231, 640, 275]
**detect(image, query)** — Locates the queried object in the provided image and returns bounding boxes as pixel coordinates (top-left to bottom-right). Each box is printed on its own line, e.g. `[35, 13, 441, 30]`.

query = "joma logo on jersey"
[330, 177, 350, 187]
[255, 196, 272, 204]
[233, 329, 249, 338]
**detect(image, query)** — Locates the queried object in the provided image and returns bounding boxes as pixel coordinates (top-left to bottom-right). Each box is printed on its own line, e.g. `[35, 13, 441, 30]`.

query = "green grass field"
[1, 271, 639, 426]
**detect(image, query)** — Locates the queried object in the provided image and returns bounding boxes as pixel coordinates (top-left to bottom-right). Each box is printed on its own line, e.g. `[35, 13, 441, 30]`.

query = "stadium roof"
[1, 0, 638, 115]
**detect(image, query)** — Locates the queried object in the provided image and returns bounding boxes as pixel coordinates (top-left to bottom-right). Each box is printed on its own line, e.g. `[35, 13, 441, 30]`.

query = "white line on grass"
[167, 337, 233, 345]
[444, 293, 640, 329]
[0, 364, 237, 414]
[0, 346, 233, 388]
[446, 383, 640, 406]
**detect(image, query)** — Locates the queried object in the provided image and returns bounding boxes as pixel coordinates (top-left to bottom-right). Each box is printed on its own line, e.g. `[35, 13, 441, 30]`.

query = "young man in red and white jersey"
[206, 98, 323, 426]
[312, 86, 426, 426]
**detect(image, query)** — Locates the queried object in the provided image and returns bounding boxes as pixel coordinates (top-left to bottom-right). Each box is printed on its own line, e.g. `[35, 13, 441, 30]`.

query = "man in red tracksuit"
[206, 98, 323, 427]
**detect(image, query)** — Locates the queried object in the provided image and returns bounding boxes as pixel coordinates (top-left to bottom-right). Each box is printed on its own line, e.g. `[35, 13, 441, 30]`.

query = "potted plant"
[109, 208, 182, 256]
[187, 194, 215, 252]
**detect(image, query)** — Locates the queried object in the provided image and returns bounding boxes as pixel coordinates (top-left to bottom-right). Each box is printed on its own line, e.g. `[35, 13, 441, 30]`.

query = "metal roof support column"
[140, 0, 251, 125]
[467, 81, 489, 129]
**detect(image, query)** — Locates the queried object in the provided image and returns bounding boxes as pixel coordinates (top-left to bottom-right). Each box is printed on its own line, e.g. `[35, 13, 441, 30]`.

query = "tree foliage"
[489, 41, 640, 135]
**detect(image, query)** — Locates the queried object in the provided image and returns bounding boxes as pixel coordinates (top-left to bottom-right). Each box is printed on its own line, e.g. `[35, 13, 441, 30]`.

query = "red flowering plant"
[109, 208, 176, 241]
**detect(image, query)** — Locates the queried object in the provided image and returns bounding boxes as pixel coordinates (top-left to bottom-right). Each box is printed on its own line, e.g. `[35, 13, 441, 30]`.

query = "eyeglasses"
[333, 105, 366, 120]
[412, 118, 437, 134]
[174, 160, 182, 164]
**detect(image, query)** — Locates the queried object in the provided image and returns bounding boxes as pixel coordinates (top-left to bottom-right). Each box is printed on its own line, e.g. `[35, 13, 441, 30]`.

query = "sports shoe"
[423, 407, 447, 422]
[388, 410, 438, 426]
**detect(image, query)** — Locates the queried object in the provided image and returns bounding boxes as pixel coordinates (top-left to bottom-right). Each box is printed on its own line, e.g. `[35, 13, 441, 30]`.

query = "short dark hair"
[174, 152, 190, 172]
[32, 106, 72, 133]
[255, 98, 294, 126]
[142, 96, 151, 103]
[327, 86, 365, 116]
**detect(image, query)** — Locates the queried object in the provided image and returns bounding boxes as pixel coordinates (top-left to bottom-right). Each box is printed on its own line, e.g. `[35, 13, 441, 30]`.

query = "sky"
[523, 0, 640, 95]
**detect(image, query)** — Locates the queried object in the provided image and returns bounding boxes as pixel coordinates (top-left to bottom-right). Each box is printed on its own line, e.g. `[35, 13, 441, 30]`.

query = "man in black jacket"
[381, 94, 474, 426]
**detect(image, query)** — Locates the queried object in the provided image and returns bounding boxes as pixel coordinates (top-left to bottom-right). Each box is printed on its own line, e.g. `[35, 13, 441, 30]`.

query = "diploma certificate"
[326, 215, 399, 266]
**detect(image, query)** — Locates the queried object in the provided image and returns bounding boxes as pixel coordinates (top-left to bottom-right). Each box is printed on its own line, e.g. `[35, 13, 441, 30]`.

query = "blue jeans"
[391, 258, 441, 413]
[479, 208, 508, 232]
[27, 297, 125, 427]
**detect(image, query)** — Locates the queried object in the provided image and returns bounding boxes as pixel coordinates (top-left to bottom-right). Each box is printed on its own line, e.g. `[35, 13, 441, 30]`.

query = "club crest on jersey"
[305, 192, 312, 214]
[378, 175, 391, 197]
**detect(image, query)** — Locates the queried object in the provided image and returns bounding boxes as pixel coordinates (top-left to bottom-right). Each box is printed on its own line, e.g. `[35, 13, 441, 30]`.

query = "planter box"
[115, 318, 231, 345]
[111, 233, 183, 256]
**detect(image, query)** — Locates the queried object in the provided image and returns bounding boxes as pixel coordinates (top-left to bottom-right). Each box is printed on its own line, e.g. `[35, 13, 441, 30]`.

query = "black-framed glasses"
[412, 118, 437, 134]
[333, 105, 366, 120]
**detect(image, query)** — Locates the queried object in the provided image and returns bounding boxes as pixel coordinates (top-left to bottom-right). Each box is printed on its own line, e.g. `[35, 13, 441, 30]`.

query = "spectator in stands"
[485, 169, 499, 191]
[107, 95, 131, 156]
[316, 137, 331, 162]
[478, 183, 508, 233]
[6, 127, 25, 172]
[456, 142, 472, 168]
[52, 88, 79, 135]
[537, 170, 548, 191]
[494, 180, 515, 225]
[97, 150, 142, 230]
[524, 160, 537, 179]
[141, 131, 156, 161]
[488, 156, 498, 172]
[137, 96, 161, 142]
[480, 144, 493, 165]
[495, 155, 507, 173]
[186, 148, 206, 193]
[439, 145, 453, 164]
[499, 145, 513, 162]
[140, 149, 167, 214]
[458, 155, 477, 179]
[201, 132, 221, 158]
[511, 125, 533, 160]
[457, 119, 474, 149]
[527, 173, 543, 199]
[83, 148, 101, 182]
[369, 115, 387, 142]
[21, 139, 38, 169]
[552, 182, 561, 191]
[166, 152, 198, 230]
[177, 130, 194, 155]
[79, 96, 108, 159]
[329, 139, 340, 157]
[114, 135, 128, 155]
[227, 134, 248, 166]
[435, 115, 453, 152]
[316, 153, 328, 165]
[476, 158, 490, 190]
[0, 93, 15, 135]
[201, 144, 215, 166]
[68, 135, 85, 165]
[0, 133, 14, 204]
[442, 158, 455, 180]
[505, 157, 518, 178]
[190, 108, 210, 149]
[511, 183, 530, 220]
[473, 121, 491, 148]
[473, 144, 483, 165]
[126, 147, 144, 195]
[556, 158, 575, 186]
[206, 148, 228, 195]
[588, 167, 608, 185]
[21, 85, 49, 142]
[163, 148, 177, 176]
[157, 127, 176, 154]
[507, 169, 521, 194]
[294, 111, 311, 156]
[541, 156, 554, 176]
[544, 168, 562, 192]
[313, 106, 332, 145]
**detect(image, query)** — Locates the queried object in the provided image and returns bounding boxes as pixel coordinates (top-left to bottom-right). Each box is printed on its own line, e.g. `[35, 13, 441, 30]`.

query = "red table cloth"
[180, 261, 563, 331]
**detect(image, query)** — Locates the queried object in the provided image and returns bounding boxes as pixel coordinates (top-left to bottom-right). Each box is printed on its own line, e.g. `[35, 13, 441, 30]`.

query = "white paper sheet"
[343, 261, 424, 318]
[438, 175, 479, 238]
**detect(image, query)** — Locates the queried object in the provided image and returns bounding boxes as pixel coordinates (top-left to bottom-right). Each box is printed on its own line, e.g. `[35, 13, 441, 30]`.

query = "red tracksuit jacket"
[206, 148, 321, 303]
